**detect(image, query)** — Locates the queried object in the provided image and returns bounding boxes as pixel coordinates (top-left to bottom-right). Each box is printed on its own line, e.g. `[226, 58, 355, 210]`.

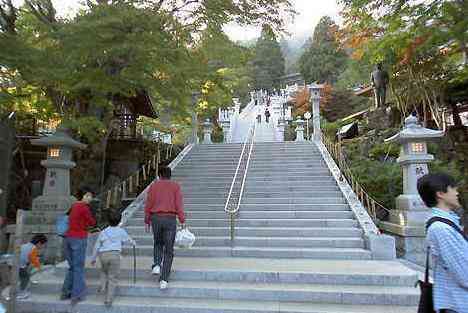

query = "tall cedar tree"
[299, 16, 347, 84]
[251, 25, 285, 91]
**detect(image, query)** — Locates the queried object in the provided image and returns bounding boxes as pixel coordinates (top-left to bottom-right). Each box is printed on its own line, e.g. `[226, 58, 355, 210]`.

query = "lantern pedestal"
[380, 114, 443, 266]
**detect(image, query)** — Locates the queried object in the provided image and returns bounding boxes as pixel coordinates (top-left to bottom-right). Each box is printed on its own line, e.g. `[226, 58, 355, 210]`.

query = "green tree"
[251, 25, 285, 90]
[0, 0, 294, 142]
[299, 16, 347, 84]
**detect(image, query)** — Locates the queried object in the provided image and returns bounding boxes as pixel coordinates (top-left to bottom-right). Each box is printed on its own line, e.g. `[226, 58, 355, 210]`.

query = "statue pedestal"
[367, 107, 392, 130]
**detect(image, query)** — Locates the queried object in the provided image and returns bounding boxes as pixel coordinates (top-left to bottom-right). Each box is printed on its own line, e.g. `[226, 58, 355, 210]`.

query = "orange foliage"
[292, 87, 310, 116]
[291, 83, 332, 118]
[400, 35, 428, 65]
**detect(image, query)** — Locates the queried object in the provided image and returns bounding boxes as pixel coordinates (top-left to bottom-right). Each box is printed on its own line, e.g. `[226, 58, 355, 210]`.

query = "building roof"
[127, 90, 158, 119]
[354, 85, 373, 97]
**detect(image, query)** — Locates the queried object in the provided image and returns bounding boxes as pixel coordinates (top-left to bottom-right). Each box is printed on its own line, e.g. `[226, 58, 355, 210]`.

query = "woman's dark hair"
[158, 166, 171, 179]
[417, 173, 457, 207]
[31, 234, 48, 245]
[76, 186, 93, 200]
[107, 211, 122, 227]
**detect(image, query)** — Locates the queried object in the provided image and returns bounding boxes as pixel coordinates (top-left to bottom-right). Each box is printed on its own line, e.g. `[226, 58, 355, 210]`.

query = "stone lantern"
[295, 118, 305, 142]
[202, 119, 213, 144]
[308, 83, 323, 142]
[31, 126, 87, 200]
[25, 126, 87, 261]
[380, 114, 444, 265]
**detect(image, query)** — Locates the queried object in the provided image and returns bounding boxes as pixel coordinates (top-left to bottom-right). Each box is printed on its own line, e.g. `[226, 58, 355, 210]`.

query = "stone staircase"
[19, 142, 420, 313]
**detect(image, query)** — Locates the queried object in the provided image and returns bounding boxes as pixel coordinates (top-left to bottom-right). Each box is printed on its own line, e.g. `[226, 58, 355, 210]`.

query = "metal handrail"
[224, 123, 256, 242]
[322, 136, 391, 224]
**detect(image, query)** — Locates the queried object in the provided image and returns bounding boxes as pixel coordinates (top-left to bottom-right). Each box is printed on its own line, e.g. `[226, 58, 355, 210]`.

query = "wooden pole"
[9, 209, 25, 313]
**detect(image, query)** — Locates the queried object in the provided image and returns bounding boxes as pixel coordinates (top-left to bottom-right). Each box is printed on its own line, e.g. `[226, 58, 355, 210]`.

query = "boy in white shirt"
[91, 211, 135, 307]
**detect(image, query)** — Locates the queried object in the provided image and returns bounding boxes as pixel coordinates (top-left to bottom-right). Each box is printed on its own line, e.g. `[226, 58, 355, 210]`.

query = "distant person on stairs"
[418, 173, 468, 313]
[144, 165, 185, 290]
[265, 109, 270, 123]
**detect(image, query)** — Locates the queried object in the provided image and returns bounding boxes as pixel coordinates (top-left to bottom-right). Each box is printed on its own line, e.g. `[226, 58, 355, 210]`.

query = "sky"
[225, 0, 341, 42]
[12, 0, 341, 41]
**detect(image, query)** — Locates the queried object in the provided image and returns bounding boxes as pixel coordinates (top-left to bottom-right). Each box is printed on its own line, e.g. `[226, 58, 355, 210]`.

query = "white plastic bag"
[175, 228, 195, 248]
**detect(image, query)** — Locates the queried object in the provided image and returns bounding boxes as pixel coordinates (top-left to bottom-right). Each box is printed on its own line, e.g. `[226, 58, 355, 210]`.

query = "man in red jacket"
[61, 186, 96, 305]
[145, 166, 185, 290]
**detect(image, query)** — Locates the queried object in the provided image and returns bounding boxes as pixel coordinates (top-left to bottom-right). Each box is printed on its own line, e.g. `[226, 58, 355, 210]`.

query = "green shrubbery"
[340, 132, 464, 211]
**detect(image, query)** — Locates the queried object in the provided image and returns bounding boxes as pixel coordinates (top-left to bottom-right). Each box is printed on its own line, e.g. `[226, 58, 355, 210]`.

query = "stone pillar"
[380, 114, 444, 265]
[308, 84, 323, 142]
[295, 118, 305, 142]
[28, 126, 87, 263]
[202, 119, 213, 144]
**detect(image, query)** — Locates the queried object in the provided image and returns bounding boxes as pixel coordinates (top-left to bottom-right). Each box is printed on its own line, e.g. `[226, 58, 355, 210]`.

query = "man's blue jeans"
[61, 237, 87, 300]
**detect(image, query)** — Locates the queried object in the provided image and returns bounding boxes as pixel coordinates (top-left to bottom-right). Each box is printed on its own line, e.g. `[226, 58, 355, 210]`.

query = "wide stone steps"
[170, 197, 348, 206]
[136, 203, 351, 211]
[127, 218, 358, 228]
[19, 294, 417, 313]
[134, 210, 355, 220]
[173, 170, 331, 177]
[24, 257, 418, 310]
[33, 278, 418, 305]
[127, 226, 363, 238]
[57, 257, 420, 286]
[124, 245, 372, 259]
[131, 235, 365, 248]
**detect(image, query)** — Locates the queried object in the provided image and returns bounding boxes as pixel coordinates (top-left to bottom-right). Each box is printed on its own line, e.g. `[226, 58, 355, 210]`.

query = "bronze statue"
[370, 63, 389, 108]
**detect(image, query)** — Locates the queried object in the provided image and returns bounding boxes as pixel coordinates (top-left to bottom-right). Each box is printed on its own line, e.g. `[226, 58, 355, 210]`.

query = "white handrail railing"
[224, 122, 256, 241]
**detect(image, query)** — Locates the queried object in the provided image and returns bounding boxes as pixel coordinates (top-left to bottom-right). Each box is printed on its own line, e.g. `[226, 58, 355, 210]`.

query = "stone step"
[134, 210, 355, 220]
[53, 256, 420, 286]
[123, 246, 372, 259]
[180, 181, 338, 189]
[241, 198, 346, 205]
[133, 204, 350, 212]
[177, 190, 343, 198]
[18, 294, 418, 313]
[246, 175, 334, 180]
[32, 278, 418, 306]
[242, 191, 343, 198]
[126, 226, 363, 237]
[132, 235, 365, 248]
[127, 218, 358, 228]
[173, 169, 330, 176]
[238, 204, 350, 211]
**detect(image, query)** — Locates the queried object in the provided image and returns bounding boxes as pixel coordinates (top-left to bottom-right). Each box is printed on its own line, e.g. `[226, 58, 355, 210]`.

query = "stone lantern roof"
[31, 126, 87, 150]
[385, 115, 444, 144]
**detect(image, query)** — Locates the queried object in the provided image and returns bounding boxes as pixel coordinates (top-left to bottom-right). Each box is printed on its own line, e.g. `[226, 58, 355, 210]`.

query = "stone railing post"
[380, 114, 444, 265]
